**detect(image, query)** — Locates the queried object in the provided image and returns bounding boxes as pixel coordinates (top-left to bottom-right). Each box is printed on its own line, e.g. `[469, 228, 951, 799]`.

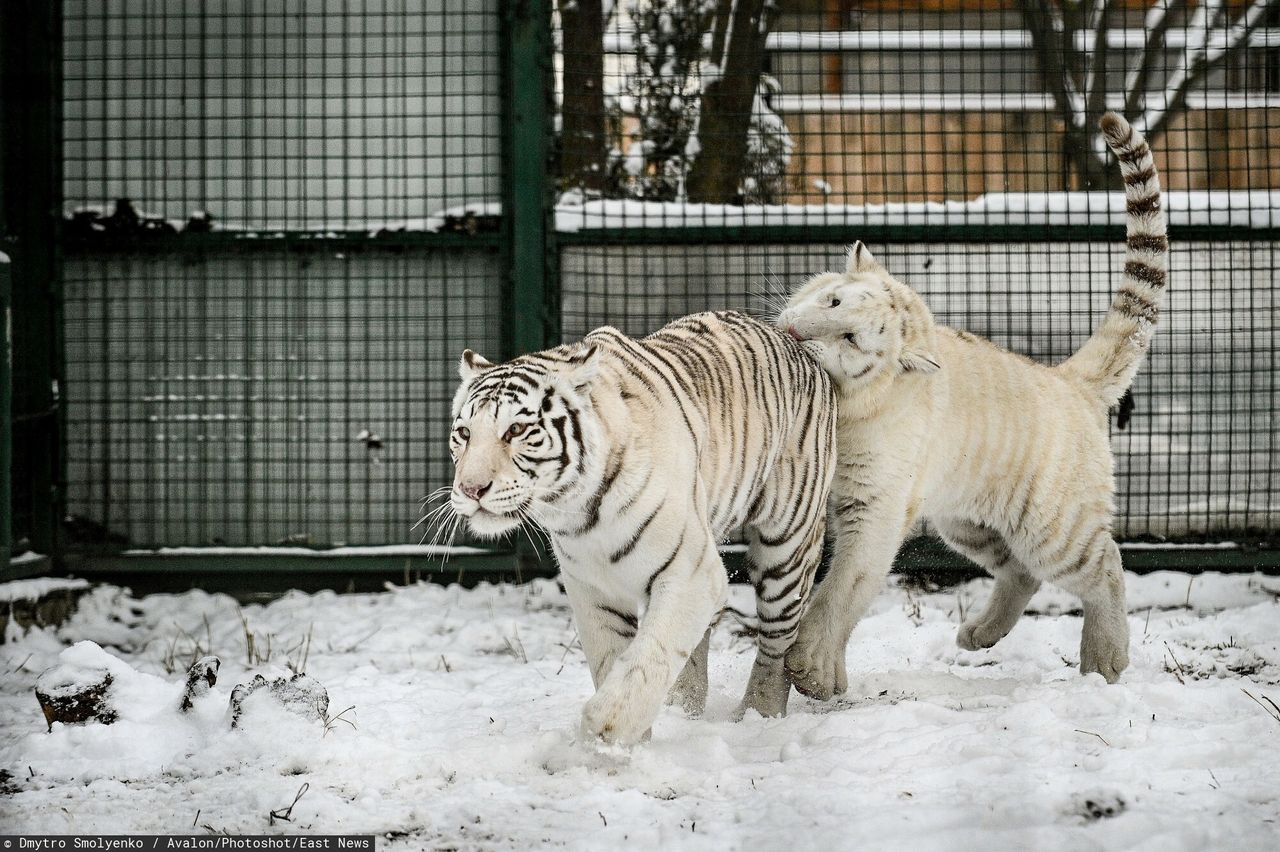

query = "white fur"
[449, 313, 835, 743]
[776, 114, 1165, 695]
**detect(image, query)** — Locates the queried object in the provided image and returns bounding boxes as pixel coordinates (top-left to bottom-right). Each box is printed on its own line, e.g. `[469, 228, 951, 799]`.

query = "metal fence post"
[0, 0, 62, 567]
[502, 0, 556, 578]
[0, 254, 10, 569]
[503, 0, 556, 360]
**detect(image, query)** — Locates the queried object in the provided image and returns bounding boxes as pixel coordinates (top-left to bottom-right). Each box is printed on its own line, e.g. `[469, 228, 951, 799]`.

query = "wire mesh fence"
[554, 0, 1278, 548]
[60, 0, 503, 550]
[49, 0, 1279, 559]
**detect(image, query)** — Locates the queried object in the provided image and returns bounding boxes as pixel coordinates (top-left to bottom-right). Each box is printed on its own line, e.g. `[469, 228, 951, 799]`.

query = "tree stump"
[35, 669, 117, 731]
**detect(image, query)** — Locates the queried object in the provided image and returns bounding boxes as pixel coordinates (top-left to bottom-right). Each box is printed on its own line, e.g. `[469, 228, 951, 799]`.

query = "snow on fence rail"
[107, 192, 1276, 238]
[552, 191, 1280, 232]
[602, 28, 1280, 53]
[770, 93, 1280, 113]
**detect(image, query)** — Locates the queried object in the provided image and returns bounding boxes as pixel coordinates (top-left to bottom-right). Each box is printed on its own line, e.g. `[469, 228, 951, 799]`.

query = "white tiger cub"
[449, 311, 836, 744]
[776, 113, 1167, 696]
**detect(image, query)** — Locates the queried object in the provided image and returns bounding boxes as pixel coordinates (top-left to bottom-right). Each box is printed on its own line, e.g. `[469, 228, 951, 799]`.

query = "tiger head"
[776, 242, 940, 389]
[448, 344, 601, 539]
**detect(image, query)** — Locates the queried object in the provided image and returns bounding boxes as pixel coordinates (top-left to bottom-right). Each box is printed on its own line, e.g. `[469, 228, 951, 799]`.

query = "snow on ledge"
[554, 191, 1280, 232]
[0, 577, 90, 603]
[120, 544, 492, 558]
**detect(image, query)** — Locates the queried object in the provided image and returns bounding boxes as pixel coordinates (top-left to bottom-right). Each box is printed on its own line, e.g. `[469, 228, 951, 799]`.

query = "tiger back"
[449, 310, 836, 744]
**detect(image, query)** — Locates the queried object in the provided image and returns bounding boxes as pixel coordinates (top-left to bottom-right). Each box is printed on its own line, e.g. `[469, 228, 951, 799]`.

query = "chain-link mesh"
[555, 1, 1278, 545]
[61, 0, 503, 549]
[56, 1, 1278, 553]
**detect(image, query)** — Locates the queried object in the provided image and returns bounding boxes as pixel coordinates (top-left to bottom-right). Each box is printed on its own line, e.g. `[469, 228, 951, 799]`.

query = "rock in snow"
[229, 673, 330, 728]
[179, 655, 221, 713]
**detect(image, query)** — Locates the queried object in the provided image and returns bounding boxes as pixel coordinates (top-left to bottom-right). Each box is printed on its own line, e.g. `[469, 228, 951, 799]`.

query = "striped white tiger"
[448, 311, 836, 744]
[775, 113, 1166, 696]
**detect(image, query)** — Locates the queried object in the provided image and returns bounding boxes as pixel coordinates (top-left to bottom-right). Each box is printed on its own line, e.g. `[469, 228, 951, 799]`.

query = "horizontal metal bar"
[1, 553, 53, 583]
[62, 222, 1280, 252]
[65, 542, 1277, 589]
[895, 537, 1280, 574]
[62, 230, 502, 255]
[65, 550, 518, 574]
[556, 223, 1279, 245]
[772, 92, 1280, 114]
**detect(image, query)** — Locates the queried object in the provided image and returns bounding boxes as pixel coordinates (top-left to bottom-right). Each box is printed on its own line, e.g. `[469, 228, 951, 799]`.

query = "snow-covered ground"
[2, 571, 1278, 848]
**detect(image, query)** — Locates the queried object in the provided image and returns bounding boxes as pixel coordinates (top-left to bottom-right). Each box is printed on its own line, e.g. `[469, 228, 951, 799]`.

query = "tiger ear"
[562, 343, 601, 391]
[896, 296, 940, 374]
[458, 349, 495, 382]
[845, 241, 882, 275]
[899, 349, 941, 374]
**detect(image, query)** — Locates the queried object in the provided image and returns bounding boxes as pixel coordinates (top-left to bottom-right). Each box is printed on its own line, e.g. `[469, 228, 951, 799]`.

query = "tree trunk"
[557, 0, 606, 193]
[686, 0, 775, 203]
[1065, 127, 1113, 190]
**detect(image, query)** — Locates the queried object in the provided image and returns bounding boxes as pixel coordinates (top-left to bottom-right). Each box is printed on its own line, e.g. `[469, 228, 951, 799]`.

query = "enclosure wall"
[48, 0, 1279, 570]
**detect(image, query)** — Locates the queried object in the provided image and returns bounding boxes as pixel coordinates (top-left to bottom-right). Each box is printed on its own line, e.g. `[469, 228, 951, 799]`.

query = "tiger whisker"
[418, 486, 453, 509]
[412, 500, 456, 532]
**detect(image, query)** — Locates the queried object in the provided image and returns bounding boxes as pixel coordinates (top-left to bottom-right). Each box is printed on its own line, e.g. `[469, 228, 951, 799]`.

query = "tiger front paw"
[784, 626, 848, 701]
[956, 616, 1009, 651]
[581, 683, 657, 746]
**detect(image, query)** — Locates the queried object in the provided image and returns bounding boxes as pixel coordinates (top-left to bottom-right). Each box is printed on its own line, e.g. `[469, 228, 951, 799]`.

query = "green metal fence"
[4, 0, 1278, 585]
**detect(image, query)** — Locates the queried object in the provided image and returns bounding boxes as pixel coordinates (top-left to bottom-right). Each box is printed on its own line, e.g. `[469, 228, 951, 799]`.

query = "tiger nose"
[458, 481, 492, 502]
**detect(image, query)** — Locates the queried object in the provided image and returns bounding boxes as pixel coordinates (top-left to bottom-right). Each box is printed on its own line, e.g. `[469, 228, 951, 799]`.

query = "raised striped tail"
[1063, 112, 1169, 407]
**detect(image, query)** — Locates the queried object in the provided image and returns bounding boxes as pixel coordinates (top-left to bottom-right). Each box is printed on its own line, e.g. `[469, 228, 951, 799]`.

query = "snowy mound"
[0, 574, 1277, 846]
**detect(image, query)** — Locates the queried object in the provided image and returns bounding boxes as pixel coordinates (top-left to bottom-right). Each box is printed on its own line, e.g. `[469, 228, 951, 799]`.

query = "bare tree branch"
[1084, 0, 1112, 122]
[1139, 0, 1277, 141]
[1123, 0, 1187, 118]
[687, 0, 779, 203]
[1018, 0, 1086, 131]
[557, 0, 607, 193]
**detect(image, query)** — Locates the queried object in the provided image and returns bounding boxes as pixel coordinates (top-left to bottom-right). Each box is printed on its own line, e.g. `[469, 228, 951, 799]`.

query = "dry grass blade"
[1163, 642, 1188, 684]
[269, 782, 309, 825]
[324, 705, 358, 736]
[1074, 729, 1111, 747]
[1241, 689, 1280, 725]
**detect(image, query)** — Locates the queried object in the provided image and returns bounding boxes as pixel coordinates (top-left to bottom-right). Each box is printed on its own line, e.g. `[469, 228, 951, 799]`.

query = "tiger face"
[449, 345, 600, 539]
[777, 242, 940, 387]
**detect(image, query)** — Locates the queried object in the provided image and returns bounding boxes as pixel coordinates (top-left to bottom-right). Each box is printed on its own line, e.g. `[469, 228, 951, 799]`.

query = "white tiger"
[449, 311, 836, 744]
[775, 113, 1167, 697]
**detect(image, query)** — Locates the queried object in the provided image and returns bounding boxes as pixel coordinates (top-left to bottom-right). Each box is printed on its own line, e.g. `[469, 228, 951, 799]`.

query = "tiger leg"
[1010, 508, 1130, 683]
[560, 573, 638, 689]
[785, 492, 906, 701]
[935, 518, 1041, 651]
[1049, 536, 1129, 683]
[581, 522, 726, 745]
[667, 627, 711, 717]
[739, 515, 825, 718]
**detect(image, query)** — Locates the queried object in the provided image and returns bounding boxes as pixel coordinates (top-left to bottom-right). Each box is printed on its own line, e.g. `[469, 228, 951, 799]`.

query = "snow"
[9, 550, 49, 567]
[1, 577, 89, 603]
[772, 91, 1280, 115]
[1, 572, 1278, 845]
[554, 190, 1280, 231]
[604, 28, 1280, 53]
